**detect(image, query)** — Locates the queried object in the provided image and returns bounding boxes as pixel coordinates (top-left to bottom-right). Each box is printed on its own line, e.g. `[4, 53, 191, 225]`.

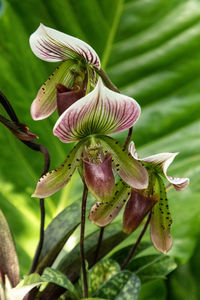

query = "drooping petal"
[89, 180, 131, 227]
[30, 23, 100, 68]
[123, 190, 157, 234]
[31, 60, 75, 120]
[32, 139, 86, 198]
[98, 136, 148, 189]
[150, 176, 173, 253]
[54, 78, 141, 143]
[129, 142, 189, 191]
[83, 153, 115, 202]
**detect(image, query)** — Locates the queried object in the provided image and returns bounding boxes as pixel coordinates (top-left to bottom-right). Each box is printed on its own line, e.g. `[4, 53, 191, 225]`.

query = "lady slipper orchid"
[89, 141, 189, 254]
[125, 142, 190, 253]
[30, 23, 100, 120]
[32, 79, 148, 201]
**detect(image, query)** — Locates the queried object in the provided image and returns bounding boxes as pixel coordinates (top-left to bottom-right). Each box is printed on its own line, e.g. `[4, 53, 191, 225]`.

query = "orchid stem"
[80, 183, 89, 298]
[121, 212, 151, 270]
[94, 67, 119, 93]
[123, 127, 133, 150]
[93, 227, 105, 265]
[0, 91, 50, 293]
[0, 91, 19, 122]
[29, 199, 45, 274]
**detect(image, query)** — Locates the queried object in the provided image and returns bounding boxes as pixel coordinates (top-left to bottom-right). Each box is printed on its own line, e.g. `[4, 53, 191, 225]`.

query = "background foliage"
[0, 0, 199, 299]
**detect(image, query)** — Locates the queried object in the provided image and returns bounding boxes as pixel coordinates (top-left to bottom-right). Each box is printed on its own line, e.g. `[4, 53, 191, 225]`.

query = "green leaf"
[115, 274, 141, 300]
[0, 209, 20, 287]
[89, 259, 120, 296]
[41, 268, 78, 299]
[94, 271, 140, 300]
[127, 254, 177, 283]
[35, 199, 83, 274]
[41, 222, 127, 299]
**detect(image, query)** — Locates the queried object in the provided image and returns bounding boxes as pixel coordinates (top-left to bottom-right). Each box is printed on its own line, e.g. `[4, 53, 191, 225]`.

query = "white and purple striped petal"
[30, 23, 100, 68]
[129, 142, 189, 191]
[54, 79, 141, 143]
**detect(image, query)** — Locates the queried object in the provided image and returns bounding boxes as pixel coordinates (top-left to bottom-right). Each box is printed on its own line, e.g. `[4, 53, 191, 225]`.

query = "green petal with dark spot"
[150, 175, 173, 253]
[89, 180, 131, 227]
[32, 138, 87, 198]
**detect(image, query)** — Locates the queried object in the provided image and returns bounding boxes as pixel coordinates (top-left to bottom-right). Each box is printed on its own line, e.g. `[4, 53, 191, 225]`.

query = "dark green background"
[0, 0, 200, 299]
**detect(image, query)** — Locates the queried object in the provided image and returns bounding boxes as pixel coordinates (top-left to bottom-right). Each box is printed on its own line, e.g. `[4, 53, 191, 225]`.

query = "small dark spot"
[42, 88, 45, 90]
[49, 171, 52, 174]
[67, 155, 70, 158]
[128, 192, 130, 195]
[115, 141, 119, 144]
[160, 198, 163, 200]
[115, 190, 119, 195]
[106, 202, 108, 204]
[112, 159, 114, 162]
[123, 199, 126, 202]
[167, 212, 170, 215]
[116, 164, 120, 167]
[105, 150, 108, 153]
[166, 217, 169, 219]
[61, 164, 64, 167]
[56, 66, 59, 70]
[122, 148, 125, 151]
[69, 174, 72, 177]
[166, 205, 169, 208]
[68, 163, 71, 167]
[116, 168, 120, 171]
[109, 214, 112, 217]
[116, 206, 119, 209]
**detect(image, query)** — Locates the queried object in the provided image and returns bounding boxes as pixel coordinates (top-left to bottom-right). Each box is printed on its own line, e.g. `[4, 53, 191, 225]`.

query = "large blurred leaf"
[0, 1, 199, 294]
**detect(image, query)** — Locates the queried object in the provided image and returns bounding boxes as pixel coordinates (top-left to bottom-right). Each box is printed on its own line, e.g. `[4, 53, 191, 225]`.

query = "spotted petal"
[32, 139, 86, 198]
[31, 60, 76, 120]
[150, 176, 173, 253]
[129, 142, 189, 191]
[30, 23, 100, 68]
[54, 79, 141, 143]
[98, 136, 148, 189]
[89, 180, 131, 227]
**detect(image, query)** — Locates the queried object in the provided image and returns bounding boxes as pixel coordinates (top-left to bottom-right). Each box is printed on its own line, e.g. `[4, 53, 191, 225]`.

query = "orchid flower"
[32, 79, 148, 201]
[125, 142, 189, 253]
[30, 23, 101, 120]
[89, 141, 189, 253]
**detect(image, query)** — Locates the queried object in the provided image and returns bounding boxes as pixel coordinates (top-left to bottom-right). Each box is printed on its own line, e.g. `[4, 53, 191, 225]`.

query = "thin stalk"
[94, 67, 119, 93]
[0, 91, 50, 274]
[123, 127, 133, 150]
[80, 183, 89, 298]
[93, 227, 105, 265]
[121, 212, 151, 270]
[29, 199, 45, 273]
[0, 91, 19, 122]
